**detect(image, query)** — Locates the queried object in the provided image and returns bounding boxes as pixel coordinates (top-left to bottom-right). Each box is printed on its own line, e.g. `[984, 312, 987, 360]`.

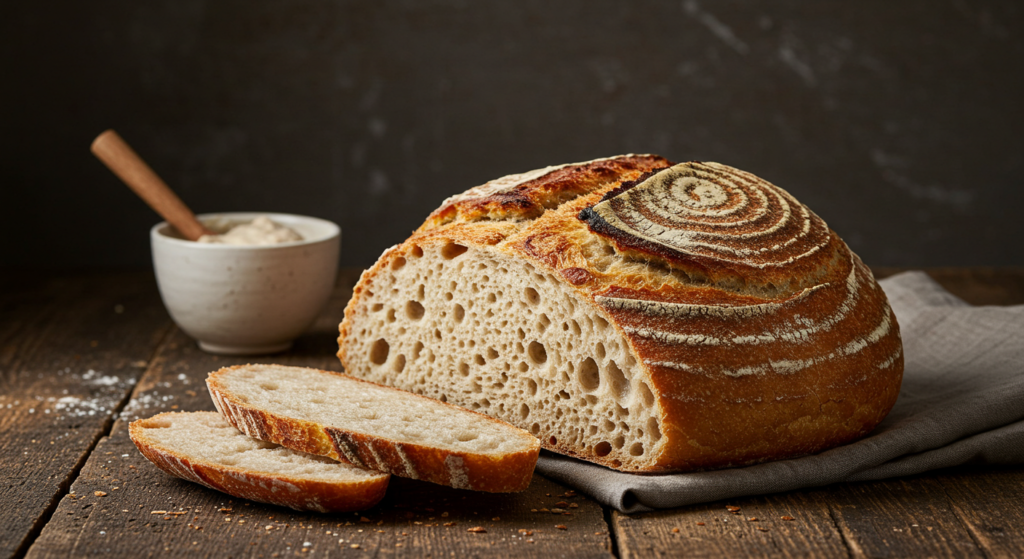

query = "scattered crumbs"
[555, 501, 569, 508]
[539, 508, 550, 513]
[350, 544, 360, 549]
[781, 516, 795, 521]
[491, 517, 500, 521]
[551, 508, 565, 514]
[726, 505, 740, 512]
[266, 526, 274, 530]
[518, 529, 533, 536]
[467, 527, 487, 533]
[568, 503, 579, 509]
[441, 512, 449, 518]
[696, 522, 705, 526]
[564, 491, 576, 497]
[443, 522, 455, 527]
[531, 509, 538, 513]
[94, 491, 107, 497]
[747, 517, 758, 522]
[151, 511, 167, 515]
[219, 508, 233, 513]
[360, 517, 371, 523]
[757, 527, 769, 532]
[672, 527, 680, 533]
[555, 525, 567, 531]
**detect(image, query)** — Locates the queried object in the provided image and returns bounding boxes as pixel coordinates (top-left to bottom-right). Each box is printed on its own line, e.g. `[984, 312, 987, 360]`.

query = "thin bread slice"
[129, 411, 389, 512]
[206, 364, 541, 492]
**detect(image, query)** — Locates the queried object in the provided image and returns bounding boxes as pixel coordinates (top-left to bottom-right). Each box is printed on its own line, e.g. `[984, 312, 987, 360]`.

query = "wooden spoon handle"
[91, 130, 213, 241]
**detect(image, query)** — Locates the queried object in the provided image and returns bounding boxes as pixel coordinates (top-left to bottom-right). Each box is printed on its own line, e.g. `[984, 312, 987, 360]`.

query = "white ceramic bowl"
[151, 212, 340, 355]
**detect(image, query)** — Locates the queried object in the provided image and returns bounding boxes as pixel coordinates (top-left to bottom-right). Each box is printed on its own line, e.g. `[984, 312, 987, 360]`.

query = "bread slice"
[206, 364, 540, 493]
[337, 155, 904, 473]
[129, 411, 389, 512]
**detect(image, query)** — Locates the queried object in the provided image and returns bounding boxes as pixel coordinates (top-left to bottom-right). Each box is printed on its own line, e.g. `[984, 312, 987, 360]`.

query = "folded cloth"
[535, 271, 1024, 513]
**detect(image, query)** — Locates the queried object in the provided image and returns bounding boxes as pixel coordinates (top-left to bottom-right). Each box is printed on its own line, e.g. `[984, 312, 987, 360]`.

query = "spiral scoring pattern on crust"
[581, 161, 831, 269]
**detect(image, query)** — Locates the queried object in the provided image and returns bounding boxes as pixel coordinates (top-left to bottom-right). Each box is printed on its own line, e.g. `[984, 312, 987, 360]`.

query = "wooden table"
[2, 268, 1022, 558]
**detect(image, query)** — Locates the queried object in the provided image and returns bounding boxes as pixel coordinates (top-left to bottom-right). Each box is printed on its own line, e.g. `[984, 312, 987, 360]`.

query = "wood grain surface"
[2, 267, 1022, 558]
[0, 273, 171, 558]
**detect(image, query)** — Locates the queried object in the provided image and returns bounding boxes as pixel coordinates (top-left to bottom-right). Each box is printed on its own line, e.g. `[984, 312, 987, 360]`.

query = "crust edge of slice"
[129, 411, 390, 512]
[206, 364, 542, 493]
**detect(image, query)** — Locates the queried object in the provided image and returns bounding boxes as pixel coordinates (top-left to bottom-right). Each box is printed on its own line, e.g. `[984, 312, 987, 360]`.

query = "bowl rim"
[151, 212, 340, 249]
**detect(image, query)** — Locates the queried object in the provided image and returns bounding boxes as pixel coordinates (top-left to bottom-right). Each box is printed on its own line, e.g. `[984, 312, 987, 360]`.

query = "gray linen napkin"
[535, 271, 1024, 513]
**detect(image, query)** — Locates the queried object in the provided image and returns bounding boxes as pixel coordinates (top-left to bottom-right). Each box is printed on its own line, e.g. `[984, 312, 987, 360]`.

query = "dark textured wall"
[2, 1, 1022, 270]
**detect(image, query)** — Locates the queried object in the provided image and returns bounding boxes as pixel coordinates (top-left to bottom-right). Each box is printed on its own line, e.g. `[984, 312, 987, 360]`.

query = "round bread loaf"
[338, 155, 903, 473]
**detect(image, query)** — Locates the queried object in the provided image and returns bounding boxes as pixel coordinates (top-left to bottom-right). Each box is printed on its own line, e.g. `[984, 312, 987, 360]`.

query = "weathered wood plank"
[0, 273, 172, 559]
[612, 490, 850, 559]
[828, 476, 986, 558]
[27, 269, 613, 558]
[936, 466, 1024, 558]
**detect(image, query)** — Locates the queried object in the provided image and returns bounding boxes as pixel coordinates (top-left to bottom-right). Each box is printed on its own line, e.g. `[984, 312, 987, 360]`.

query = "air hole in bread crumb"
[453, 304, 465, 323]
[629, 442, 644, 456]
[606, 361, 630, 402]
[259, 382, 279, 391]
[405, 301, 425, 320]
[439, 394, 448, 403]
[371, 303, 383, 312]
[486, 293, 497, 303]
[530, 423, 541, 435]
[391, 257, 406, 271]
[458, 362, 469, 377]
[393, 354, 406, 373]
[526, 379, 538, 396]
[417, 284, 425, 299]
[595, 316, 610, 330]
[444, 292, 453, 301]
[410, 245, 423, 258]
[588, 425, 598, 436]
[612, 435, 625, 449]
[595, 342, 606, 359]
[456, 431, 479, 442]
[638, 382, 655, 408]
[602, 419, 615, 432]
[441, 242, 468, 260]
[524, 287, 540, 306]
[370, 339, 390, 365]
[595, 442, 612, 457]
[648, 418, 662, 441]
[549, 436, 558, 445]
[528, 341, 547, 365]
[558, 390, 570, 400]
[578, 358, 600, 392]
[412, 341, 424, 359]
[537, 314, 551, 332]
[519, 403, 530, 419]
[386, 308, 396, 323]
[518, 361, 529, 373]
[487, 348, 499, 360]
[474, 354, 486, 366]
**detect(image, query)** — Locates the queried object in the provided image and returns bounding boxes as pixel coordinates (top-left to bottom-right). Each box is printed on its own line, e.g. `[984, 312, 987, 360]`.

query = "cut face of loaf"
[129, 412, 389, 512]
[207, 364, 540, 492]
[343, 248, 661, 468]
[339, 156, 904, 473]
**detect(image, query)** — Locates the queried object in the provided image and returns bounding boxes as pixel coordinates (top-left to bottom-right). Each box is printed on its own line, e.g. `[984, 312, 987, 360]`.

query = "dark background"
[2, 1, 1022, 271]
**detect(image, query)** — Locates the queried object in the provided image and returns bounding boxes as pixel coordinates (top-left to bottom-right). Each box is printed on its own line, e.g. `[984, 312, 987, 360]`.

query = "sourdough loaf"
[207, 364, 540, 492]
[337, 156, 903, 473]
[129, 411, 389, 512]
